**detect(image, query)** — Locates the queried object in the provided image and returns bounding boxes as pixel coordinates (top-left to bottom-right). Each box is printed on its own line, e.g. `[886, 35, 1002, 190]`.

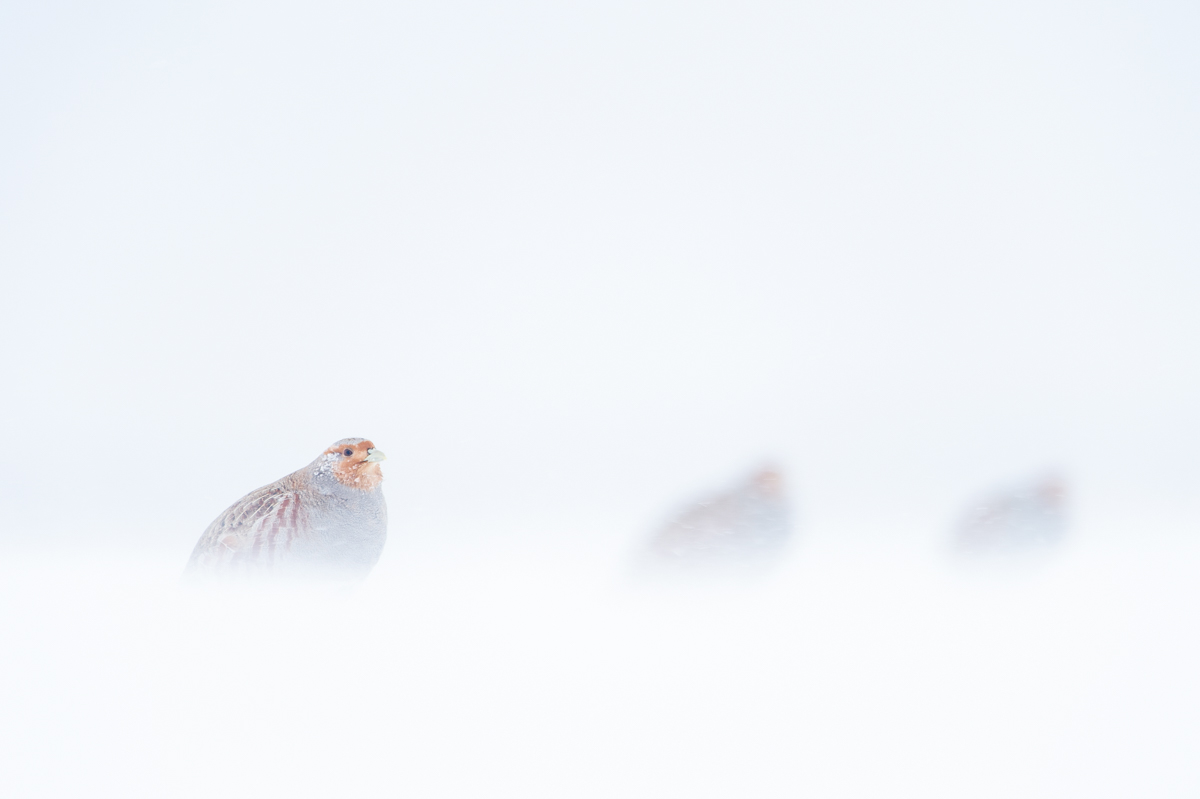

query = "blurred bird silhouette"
[185, 438, 388, 582]
[952, 473, 1067, 553]
[641, 465, 793, 572]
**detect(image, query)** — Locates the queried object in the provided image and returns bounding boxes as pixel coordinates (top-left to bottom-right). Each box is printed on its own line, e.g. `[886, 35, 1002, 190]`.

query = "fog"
[2, 0, 1199, 795]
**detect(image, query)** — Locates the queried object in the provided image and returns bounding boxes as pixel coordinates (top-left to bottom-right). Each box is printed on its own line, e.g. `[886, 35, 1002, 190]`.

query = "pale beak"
[364, 448, 387, 463]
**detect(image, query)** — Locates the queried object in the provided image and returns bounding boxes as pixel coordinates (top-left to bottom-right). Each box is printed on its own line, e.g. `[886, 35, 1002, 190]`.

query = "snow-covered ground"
[4, 539, 1197, 799]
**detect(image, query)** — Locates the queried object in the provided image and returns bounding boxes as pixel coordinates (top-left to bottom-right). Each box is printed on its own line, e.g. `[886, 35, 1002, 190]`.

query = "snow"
[3, 540, 1198, 798]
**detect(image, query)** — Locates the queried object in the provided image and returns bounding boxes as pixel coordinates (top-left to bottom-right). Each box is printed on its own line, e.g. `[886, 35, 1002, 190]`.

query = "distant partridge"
[644, 465, 792, 568]
[952, 473, 1067, 553]
[185, 438, 388, 581]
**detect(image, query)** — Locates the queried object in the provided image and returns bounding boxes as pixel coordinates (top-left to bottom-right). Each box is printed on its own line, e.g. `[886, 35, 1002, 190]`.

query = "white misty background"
[1, 1, 1198, 797]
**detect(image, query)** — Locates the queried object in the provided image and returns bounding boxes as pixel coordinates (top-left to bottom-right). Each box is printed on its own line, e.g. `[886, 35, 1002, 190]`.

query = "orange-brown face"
[326, 439, 386, 491]
[753, 466, 784, 497]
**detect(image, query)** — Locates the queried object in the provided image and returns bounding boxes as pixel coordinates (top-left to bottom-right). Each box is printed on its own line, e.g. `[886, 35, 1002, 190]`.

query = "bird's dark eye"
[343, 448, 353, 456]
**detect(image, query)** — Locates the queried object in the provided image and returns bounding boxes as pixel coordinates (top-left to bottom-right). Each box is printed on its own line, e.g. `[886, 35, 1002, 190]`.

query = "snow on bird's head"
[323, 438, 386, 491]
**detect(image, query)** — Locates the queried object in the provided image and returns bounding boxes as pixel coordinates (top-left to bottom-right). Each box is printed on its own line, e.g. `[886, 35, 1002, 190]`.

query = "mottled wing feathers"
[186, 485, 308, 574]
